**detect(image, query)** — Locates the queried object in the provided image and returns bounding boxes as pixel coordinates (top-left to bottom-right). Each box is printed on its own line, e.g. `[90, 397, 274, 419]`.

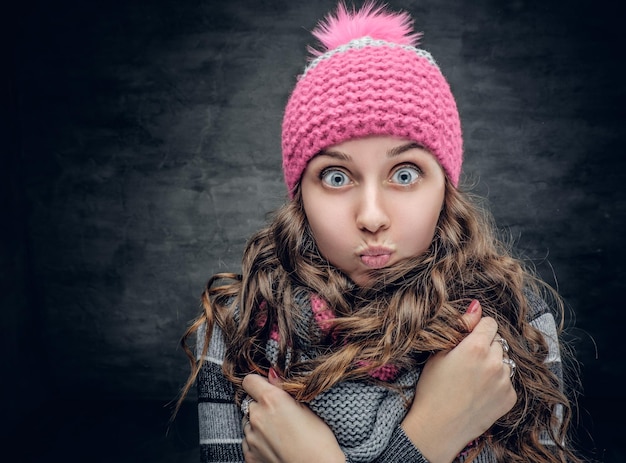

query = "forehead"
[309, 136, 443, 171]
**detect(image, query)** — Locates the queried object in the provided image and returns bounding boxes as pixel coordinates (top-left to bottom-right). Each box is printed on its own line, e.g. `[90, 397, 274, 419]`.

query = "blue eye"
[391, 166, 421, 185]
[321, 169, 350, 187]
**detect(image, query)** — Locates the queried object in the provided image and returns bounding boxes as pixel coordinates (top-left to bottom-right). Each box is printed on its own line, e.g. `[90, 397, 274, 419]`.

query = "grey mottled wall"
[4, 0, 625, 460]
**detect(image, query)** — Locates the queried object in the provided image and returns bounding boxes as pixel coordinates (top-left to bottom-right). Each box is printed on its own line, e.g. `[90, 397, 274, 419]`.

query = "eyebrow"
[388, 142, 423, 157]
[318, 142, 423, 161]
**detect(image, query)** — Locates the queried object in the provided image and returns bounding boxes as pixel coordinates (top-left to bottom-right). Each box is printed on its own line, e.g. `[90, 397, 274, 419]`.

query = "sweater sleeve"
[525, 290, 564, 447]
[197, 323, 245, 463]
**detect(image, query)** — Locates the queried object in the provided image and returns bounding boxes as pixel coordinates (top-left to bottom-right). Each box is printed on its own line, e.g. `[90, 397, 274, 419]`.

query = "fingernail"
[268, 367, 279, 380]
[466, 299, 480, 314]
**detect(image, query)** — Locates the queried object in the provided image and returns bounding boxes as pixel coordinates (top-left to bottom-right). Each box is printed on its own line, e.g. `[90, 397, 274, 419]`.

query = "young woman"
[178, 3, 582, 462]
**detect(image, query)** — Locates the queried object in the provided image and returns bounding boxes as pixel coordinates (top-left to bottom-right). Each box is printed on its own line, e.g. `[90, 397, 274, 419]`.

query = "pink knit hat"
[281, 2, 463, 195]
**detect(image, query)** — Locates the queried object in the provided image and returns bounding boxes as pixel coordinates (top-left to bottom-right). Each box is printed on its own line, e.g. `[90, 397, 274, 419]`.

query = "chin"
[349, 272, 378, 288]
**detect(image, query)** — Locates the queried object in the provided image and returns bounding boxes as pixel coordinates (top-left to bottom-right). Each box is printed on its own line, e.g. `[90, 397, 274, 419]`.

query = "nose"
[355, 185, 390, 234]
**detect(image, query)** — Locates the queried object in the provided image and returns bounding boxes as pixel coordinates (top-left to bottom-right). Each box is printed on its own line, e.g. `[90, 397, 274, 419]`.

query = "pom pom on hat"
[282, 2, 463, 195]
[309, 1, 421, 55]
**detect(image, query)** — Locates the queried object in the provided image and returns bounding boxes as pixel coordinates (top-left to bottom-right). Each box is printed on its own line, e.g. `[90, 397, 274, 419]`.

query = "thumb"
[268, 367, 284, 388]
[461, 299, 482, 332]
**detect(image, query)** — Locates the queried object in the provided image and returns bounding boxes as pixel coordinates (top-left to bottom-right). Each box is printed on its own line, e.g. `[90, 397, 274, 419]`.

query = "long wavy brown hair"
[178, 179, 583, 462]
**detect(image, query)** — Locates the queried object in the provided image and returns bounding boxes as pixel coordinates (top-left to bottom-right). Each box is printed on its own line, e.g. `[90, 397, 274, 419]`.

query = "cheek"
[406, 218, 438, 251]
[399, 195, 444, 251]
[304, 201, 333, 246]
[304, 200, 353, 262]
[308, 208, 345, 242]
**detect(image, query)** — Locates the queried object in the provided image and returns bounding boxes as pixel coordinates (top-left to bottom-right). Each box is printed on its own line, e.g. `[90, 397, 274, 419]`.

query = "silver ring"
[241, 395, 255, 418]
[502, 357, 516, 378]
[494, 336, 509, 354]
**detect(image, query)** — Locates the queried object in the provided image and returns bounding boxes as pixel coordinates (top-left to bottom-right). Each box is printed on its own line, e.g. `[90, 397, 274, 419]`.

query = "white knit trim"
[199, 438, 243, 445]
[196, 322, 228, 362]
[539, 433, 556, 446]
[302, 36, 439, 77]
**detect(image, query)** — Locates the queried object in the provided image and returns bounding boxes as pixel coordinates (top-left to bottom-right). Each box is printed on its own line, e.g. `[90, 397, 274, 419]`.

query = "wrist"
[322, 442, 347, 463]
[400, 409, 469, 463]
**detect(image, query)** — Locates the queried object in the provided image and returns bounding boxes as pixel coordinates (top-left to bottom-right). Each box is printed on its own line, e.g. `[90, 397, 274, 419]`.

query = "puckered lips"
[359, 247, 393, 269]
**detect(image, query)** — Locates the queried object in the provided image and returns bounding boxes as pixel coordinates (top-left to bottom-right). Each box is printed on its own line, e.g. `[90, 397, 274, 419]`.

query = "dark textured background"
[3, 0, 625, 461]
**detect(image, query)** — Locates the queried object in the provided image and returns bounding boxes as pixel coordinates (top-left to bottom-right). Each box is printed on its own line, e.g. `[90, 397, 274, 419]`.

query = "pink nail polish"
[268, 367, 278, 380]
[467, 299, 480, 314]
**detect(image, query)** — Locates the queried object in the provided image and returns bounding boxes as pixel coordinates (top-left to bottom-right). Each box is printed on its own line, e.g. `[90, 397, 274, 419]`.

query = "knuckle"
[481, 316, 498, 331]
[465, 338, 490, 358]
[241, 374, 253, 390]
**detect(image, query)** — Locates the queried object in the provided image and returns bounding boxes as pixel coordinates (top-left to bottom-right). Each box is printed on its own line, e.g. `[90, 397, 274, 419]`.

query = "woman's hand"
[241, 370, 345, 463]
[401, 300, 517, 463]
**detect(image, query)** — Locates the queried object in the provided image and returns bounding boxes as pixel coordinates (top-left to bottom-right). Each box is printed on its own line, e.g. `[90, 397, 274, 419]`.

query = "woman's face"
[300, 135, 446, 286]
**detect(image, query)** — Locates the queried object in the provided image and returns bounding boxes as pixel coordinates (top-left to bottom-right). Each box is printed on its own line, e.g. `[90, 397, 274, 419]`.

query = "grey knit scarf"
[258, 291, 496, 463]
[261, 291, 417, 462]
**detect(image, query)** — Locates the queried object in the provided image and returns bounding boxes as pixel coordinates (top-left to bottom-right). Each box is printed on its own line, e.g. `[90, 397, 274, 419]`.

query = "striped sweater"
[196, 291, 562, 462]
